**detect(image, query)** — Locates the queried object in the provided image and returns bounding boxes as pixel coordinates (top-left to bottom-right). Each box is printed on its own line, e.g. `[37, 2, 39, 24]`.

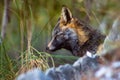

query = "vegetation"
[0, 0, 120, 80]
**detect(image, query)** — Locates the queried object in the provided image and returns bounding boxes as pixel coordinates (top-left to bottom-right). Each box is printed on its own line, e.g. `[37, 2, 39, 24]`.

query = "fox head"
[46, 7, 92, 56]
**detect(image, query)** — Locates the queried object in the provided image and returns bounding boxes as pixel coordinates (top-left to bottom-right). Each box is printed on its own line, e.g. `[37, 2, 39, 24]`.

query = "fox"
[46, 6, 105, 57]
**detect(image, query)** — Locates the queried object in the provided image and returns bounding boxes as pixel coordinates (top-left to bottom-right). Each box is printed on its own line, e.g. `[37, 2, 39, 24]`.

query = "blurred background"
[0, 0, 120, 80]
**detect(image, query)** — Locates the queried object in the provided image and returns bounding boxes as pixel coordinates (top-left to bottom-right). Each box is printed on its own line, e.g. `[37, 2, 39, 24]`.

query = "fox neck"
[65, 31, 105, 57]
[62, 39, 81, 56]
[68, 39, 81, 56]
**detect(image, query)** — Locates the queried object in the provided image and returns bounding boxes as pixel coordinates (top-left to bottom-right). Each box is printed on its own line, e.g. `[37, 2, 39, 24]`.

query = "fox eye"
[56, 34, 63, 40]
[60, 34, 69, 40]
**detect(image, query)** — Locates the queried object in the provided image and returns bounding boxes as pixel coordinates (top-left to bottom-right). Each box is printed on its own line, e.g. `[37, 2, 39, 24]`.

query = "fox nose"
[46, 44, 55, 51]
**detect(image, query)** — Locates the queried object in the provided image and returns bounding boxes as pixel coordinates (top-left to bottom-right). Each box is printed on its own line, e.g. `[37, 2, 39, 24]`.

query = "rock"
[16, 52, 100, 80]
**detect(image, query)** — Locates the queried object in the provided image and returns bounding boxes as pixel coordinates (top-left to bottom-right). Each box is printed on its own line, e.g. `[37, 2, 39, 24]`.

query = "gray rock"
[16, 68, 51, 80]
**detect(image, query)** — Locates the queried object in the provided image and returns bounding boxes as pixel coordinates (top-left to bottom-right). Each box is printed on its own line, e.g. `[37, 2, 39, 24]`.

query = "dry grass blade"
[16, 46, 55, 75]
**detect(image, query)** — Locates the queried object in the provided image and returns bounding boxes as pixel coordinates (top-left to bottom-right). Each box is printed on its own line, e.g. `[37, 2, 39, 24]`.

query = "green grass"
[0, 0, 120, 80]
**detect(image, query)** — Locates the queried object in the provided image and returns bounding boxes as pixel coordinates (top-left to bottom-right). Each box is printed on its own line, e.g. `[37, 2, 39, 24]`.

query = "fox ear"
[61, 7, 73, 23]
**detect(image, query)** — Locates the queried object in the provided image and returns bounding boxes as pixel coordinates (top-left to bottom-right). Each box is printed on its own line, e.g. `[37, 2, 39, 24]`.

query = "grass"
[0, 0, 119, 80]
[0, 41, 16, 80]
[0, 0, 54, 79]
[0, 1, 79, 79]
[0, 42, 78, 80]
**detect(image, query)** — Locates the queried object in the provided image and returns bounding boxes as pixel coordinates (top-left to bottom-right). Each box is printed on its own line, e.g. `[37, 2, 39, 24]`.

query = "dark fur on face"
[46, 7, 105, 57]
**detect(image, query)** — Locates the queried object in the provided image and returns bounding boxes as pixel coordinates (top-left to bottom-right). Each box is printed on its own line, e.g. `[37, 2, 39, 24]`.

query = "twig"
[1, 0, 10, 41]
[84, 0, 93, 23]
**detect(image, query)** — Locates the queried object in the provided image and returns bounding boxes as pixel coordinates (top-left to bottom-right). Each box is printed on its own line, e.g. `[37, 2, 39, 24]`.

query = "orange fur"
[60, 18, 89, 45]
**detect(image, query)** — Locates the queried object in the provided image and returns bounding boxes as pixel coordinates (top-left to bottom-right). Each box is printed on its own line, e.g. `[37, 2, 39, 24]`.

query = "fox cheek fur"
[46, 6, 105, 57]
[46, 7, 78, 54]
[47, 24, 78, 53]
